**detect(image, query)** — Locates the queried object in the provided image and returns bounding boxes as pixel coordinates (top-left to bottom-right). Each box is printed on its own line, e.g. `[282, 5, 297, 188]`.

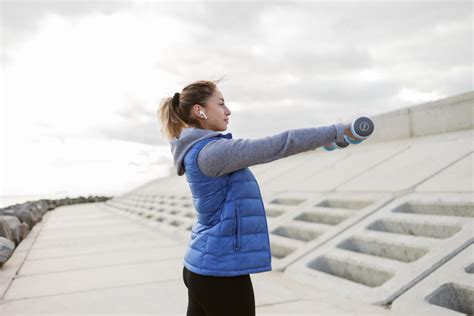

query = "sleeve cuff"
[334, 123, 345, 144]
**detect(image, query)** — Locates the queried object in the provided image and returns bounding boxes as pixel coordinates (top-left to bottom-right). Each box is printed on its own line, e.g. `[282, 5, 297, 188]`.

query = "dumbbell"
[323, 116, 375, 151]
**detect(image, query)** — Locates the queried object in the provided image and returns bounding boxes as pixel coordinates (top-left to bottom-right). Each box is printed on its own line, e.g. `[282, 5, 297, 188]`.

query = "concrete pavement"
[0, 202, 391, 315]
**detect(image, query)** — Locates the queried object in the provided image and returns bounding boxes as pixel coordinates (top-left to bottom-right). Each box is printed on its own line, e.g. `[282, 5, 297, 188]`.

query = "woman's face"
[195, 88, 231, 131]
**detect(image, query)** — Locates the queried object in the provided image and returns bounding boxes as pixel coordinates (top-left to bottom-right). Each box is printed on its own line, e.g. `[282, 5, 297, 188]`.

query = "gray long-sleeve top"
[170, 123, 346, 177]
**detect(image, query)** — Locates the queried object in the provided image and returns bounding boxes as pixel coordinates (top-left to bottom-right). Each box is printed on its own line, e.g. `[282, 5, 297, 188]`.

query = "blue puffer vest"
[182, 134, 272, 277]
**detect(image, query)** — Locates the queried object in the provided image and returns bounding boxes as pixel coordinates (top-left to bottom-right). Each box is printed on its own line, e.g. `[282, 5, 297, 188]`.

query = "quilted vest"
[182, 134, 272, 276]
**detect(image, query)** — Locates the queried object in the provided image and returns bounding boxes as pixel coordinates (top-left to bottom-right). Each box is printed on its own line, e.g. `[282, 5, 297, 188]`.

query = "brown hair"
[157, 78, 224, 141]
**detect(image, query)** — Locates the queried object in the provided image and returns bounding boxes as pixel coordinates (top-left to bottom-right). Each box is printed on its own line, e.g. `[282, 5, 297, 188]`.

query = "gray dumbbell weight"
[323, 117, 375, 151]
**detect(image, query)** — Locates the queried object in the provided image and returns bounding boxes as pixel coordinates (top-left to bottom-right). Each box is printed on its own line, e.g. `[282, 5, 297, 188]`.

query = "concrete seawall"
[1, 90, 472, 315]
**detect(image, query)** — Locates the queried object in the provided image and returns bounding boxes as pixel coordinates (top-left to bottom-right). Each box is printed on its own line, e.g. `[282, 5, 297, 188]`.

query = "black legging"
[182, 266, 256, 316]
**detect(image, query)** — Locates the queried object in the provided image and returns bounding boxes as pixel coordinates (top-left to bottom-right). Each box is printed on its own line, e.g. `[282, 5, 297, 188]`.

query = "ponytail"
[157, 95, 188, 141]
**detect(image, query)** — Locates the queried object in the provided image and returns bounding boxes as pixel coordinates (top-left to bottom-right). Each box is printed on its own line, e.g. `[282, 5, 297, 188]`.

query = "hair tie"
[172, 92, 180, 108]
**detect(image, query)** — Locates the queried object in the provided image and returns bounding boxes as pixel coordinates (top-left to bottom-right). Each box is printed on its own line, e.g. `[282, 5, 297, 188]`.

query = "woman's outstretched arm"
[197, 123, 346, 177]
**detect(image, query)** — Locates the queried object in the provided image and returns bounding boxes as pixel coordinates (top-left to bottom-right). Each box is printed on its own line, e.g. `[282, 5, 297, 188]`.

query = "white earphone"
[199, 110, 208, 120]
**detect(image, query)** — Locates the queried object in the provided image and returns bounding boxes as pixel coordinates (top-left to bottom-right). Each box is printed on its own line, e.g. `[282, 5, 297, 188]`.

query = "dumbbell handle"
[344, 127, 358, 141]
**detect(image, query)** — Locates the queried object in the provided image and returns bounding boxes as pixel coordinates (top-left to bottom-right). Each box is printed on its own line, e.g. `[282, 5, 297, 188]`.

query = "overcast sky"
[0, 0, 472, 201]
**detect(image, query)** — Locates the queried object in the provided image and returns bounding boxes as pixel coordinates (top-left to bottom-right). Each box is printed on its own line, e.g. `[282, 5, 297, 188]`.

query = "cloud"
[1, 0, 133, 65]
[1, 0, 472, 197]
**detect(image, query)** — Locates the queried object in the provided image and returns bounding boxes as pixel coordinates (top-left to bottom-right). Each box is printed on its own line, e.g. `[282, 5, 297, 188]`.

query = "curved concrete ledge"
[367, 90, 473, 144]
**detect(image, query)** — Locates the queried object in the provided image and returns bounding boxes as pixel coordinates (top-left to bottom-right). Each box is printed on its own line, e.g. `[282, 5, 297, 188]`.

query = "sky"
[0, 0, 472, 202]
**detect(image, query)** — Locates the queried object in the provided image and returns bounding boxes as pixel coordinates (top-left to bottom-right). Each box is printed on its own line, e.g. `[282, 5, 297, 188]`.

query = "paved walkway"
[0, 203, 392, 315]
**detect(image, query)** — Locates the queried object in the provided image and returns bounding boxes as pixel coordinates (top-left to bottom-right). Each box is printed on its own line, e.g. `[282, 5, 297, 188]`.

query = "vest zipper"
[235, 206, 241, 251]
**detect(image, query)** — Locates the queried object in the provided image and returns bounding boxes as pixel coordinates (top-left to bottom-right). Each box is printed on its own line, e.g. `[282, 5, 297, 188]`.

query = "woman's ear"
[192, 104, 201, 117]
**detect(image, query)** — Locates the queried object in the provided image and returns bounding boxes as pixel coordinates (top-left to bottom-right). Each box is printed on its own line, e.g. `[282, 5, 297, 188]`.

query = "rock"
[19, 222, 30, 240]
[28, 202, 45, 219]
[0, 217, 13, 241]
[14, 203, 41, 227]
[15, 209, 35, 228]
[0, 207, 16, 217]
[0, 237, 15, 267]
[31, 201, 46, 216]
[78, 196, 87, 203]
[1, 216, 22, 245]
[0, 207, 31, 230]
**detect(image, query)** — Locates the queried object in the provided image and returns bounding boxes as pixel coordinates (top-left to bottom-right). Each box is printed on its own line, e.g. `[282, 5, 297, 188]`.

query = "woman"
[158, 79, 351, 316]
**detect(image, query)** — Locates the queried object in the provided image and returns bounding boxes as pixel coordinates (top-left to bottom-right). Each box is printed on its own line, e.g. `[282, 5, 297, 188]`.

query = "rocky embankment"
[0, 196, 112, 267]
